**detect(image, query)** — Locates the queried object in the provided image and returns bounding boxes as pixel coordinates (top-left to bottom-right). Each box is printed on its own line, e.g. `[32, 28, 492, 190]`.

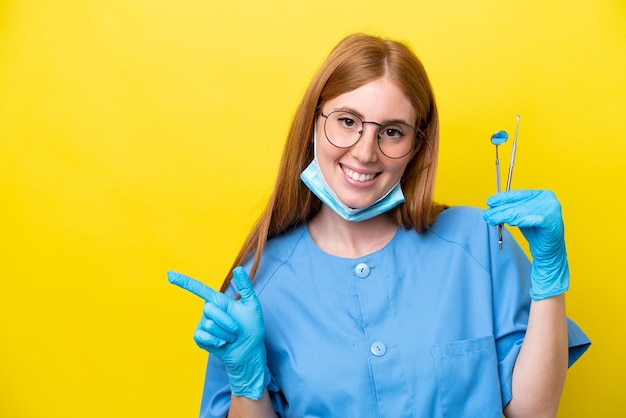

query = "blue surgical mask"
[299, 130, 405, 222]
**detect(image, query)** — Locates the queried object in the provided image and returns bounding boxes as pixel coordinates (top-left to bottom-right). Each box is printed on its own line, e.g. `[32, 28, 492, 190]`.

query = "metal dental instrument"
[489, 115, 521, 250]
[506, 115, 520, 192]
[490, 130, 509, 249]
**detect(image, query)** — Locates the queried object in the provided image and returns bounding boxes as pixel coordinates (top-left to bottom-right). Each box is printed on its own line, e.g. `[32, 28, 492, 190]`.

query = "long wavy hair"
[220, 33, 446, 291]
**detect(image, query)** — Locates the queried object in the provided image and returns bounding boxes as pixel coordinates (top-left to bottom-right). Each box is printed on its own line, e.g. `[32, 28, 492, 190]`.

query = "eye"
[380, 126, 405, 140]
[337, 116, 357, 128]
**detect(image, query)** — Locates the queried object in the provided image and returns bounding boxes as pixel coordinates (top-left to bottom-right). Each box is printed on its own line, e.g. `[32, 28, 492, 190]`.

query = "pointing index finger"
[167, 271, 217, 302]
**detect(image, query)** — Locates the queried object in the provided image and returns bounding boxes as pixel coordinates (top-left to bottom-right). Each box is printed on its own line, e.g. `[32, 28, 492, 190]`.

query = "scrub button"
[355, 263, 371, 278]
[370, 341, 387, 357]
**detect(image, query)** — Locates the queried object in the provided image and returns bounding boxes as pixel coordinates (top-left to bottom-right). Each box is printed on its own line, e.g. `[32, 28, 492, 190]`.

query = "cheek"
[399, 149, 420, 175]
[389, 158, 412, 178]
[316, 131, 343, 160]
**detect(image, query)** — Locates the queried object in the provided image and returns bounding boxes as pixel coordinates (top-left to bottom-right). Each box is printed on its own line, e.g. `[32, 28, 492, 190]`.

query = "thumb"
[231, 267, 257, 303]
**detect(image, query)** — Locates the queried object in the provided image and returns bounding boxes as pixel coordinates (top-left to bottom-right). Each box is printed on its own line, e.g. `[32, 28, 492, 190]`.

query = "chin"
[340, 197, 378, 210]
[336, 187, 387, 209]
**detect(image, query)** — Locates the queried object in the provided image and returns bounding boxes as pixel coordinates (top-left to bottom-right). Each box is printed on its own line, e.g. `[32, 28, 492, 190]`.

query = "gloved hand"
[483, 190, 570, 301]
[168, 267, 270, 399]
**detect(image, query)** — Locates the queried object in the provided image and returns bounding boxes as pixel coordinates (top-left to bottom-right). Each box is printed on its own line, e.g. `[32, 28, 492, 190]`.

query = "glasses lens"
[324, 111, 362, 148]
[377, 123, 416, 159]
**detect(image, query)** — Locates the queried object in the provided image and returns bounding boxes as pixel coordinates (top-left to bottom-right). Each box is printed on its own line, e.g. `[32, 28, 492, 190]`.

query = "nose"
[351, 123, 379, 162]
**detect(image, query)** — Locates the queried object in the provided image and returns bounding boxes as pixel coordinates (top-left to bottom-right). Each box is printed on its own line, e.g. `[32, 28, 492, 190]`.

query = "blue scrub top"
[199, 206, 590, 418]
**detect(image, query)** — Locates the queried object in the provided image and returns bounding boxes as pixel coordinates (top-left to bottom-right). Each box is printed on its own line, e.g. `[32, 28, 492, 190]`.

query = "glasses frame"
[319, 110, 417, 159]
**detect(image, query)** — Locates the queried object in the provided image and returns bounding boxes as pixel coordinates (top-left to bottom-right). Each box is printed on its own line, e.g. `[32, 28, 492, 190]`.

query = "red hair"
[220, 33, 446, 291]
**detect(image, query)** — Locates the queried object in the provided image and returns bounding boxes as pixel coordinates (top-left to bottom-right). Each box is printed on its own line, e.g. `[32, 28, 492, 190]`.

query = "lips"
[343, 166, 377, 182]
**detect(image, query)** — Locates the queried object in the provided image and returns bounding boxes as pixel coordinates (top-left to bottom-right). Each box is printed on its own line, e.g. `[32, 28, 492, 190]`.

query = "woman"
[169, 33, 590, 417]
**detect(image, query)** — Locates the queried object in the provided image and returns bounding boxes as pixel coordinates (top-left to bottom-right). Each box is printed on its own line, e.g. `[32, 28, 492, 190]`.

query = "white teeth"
[344, 167, 375, 182]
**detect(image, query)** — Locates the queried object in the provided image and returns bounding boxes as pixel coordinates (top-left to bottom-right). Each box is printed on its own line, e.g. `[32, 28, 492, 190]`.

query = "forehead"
[322, 77, 415, 123]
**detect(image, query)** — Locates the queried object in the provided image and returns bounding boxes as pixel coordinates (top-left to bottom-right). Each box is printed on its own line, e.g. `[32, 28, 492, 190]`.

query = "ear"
[311, 116, 321, 144]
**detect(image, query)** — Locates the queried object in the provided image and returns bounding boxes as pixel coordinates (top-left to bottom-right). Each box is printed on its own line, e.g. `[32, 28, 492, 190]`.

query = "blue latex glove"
[168, 267, 270, 399]
[483, 190, 570, 301]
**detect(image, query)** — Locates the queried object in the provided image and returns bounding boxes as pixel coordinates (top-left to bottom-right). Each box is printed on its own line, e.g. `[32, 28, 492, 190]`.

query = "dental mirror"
[491, 130, 508, 194]
[490, 130, 508, 146]
[490, 130, 509, 249]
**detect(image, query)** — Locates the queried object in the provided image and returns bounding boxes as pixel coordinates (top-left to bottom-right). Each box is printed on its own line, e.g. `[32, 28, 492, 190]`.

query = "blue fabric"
[199, 206, 590, 418]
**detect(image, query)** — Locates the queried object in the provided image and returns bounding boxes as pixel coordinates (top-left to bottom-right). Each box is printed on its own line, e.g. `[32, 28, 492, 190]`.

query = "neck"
[307, 206, 398, 258]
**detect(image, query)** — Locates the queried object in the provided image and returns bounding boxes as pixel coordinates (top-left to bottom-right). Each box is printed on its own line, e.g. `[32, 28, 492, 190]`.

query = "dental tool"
[491, 131, 508, 192]
[506, 115, 520, 192]
[489, 115, 521, 250]
[490, 130, 509, 249]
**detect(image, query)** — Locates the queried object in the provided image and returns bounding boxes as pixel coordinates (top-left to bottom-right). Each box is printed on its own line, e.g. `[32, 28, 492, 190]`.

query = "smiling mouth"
[343, 166, 377, 182]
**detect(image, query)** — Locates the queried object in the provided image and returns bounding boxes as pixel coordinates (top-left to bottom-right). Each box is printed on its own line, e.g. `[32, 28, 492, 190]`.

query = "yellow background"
[1, 1, 623, 416]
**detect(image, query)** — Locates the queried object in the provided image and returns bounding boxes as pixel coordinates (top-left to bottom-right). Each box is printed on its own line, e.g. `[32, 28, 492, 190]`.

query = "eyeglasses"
[319, 110, 417, 159]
